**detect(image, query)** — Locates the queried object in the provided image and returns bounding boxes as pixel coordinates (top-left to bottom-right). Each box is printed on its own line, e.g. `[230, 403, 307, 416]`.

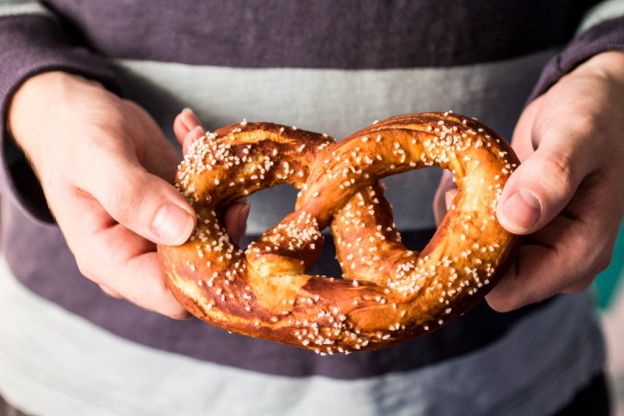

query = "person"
[0, 1, 623, 415]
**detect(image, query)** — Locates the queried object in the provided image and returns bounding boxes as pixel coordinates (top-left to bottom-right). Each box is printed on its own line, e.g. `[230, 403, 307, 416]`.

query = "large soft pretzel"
[157, 112, 519, 354]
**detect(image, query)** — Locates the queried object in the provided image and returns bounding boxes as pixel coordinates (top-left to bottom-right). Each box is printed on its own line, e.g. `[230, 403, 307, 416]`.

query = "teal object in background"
[595, 221, 624, 310]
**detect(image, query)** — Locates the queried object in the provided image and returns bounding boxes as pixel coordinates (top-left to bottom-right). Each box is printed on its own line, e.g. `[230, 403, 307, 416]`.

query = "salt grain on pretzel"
[157, 112, 519, 354]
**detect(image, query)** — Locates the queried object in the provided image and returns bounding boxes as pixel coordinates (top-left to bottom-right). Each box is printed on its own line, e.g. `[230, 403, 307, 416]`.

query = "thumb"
[81, 157, 196, 245]
[496, 148, 583, 235]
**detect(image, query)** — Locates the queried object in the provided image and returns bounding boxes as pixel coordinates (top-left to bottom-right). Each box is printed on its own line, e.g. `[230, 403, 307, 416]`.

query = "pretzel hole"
[243, 167, 458, 278]
[238, 183, 304, 249]
[376, 167, 451, 251]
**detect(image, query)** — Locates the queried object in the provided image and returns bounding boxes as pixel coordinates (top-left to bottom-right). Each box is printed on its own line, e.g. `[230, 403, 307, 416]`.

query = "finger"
[445, 189, 459, 209]
[78, 154, 196, 246]
[497, 149, 588, 235]
[486, 243, 597, 312]
[508, 97, 543, 162]
[122, 100, 183, 182]
[173, 108, 203, 147]
[486, 243, 563, 312]
[497, 118, 599, 235]
[433, 170, 456, 224]
[54, 188, 188, 319]
[224, 201, 250, 244]
[99, 284, 124, 299]
[486, 207, 615, 312]
[182, 125, 205, 155]
[91, 235, 188, 319]
[561, 278, 593, 294]
[141, 136, 182, 184]
[115, 250, 189, 319]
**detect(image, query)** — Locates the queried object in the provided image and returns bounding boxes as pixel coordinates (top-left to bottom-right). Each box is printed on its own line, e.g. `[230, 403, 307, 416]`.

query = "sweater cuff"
[0, 14, 121, 223]
[529, 16, 624, 101]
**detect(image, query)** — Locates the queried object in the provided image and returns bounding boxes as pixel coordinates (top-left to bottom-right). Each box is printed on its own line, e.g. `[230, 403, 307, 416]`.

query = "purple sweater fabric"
[0, 0, 623, 379]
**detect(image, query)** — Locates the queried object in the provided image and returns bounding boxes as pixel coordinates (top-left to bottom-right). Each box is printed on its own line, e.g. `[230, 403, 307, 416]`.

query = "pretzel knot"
[157, 112, 520, 354]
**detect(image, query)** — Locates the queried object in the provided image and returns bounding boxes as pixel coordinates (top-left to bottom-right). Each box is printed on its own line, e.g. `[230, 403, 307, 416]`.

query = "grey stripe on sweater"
[0, 0, 49, 16]
[579, 0, 624, 33]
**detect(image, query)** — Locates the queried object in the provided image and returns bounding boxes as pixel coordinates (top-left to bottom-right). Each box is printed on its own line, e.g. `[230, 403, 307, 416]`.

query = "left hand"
[433, 51, 624, 312]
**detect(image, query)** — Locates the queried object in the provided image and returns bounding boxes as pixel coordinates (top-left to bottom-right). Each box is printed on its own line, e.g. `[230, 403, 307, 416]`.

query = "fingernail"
[444, 189, 458, 208]
[502, 189, 541, 230]
[440, 169, 454, 186]
[190, 125, 205, 139]
[181, 108, 201, 131]
[153, 203, 195, 245]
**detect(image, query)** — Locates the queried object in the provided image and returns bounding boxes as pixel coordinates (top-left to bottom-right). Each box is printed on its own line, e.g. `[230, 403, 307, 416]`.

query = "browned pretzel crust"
[157, 112, 520, 354]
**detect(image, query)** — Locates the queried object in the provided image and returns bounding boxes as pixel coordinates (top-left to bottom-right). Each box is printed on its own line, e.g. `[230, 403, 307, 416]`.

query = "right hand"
[8, 71, 249, 318]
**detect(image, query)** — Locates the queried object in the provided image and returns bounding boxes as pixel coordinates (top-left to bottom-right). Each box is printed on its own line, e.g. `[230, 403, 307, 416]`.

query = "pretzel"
[157, 112, 519, 354]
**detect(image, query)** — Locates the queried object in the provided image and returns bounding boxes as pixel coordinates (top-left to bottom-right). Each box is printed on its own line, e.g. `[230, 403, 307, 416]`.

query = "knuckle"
[75, 258, 95, 280]
[143, 280, 186, 318]
[487, 295, 522, 313]
[153, 302, 187, 320]
[594, 251, 613, 275]
[582, 237, 615, 277]
[103, 175, 145, 220]
[121, 98, 141, 113]
[80, 127, 119, 159]
[540, 150, 576, 195]
[567, 112, 598, 139]
[163, 308, 189, 320]
[99, 284, 123, 299]
[566, 279, 592, 294]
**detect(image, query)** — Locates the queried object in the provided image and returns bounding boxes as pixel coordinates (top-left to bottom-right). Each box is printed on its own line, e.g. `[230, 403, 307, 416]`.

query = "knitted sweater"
[0, 1, 623, 415]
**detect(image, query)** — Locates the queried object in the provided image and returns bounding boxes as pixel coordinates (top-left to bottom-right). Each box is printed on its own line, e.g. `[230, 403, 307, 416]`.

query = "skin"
[8, 72, 247, 318]
[7, 50, 624, 318]
[434, 51, 624, 312]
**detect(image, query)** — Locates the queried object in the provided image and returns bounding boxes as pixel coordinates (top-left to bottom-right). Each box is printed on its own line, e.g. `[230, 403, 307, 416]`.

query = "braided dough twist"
[157, 112, 519, 354]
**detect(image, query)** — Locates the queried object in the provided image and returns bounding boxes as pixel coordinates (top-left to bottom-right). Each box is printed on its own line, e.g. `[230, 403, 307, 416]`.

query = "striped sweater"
[0, 1, 623, 415]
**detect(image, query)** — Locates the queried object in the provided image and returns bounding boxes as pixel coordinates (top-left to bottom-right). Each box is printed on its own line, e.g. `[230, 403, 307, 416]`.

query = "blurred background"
[596, 221, 624, 415]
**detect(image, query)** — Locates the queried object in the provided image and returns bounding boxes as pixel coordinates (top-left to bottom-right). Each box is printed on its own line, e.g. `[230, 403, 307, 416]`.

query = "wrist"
[7, 71, 106, 167]
[573, 50, 624, 83]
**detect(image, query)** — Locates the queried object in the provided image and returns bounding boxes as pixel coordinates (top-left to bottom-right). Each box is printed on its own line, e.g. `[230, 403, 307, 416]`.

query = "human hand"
[433, 51, 624, 312]
[8, 72, 247, 317]
[172, 107, 250, 242]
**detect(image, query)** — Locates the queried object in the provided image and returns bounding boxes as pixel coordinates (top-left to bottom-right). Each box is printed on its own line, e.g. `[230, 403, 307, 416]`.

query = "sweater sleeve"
[529, 1, 624, 100]
[0, 1, 120, 223]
